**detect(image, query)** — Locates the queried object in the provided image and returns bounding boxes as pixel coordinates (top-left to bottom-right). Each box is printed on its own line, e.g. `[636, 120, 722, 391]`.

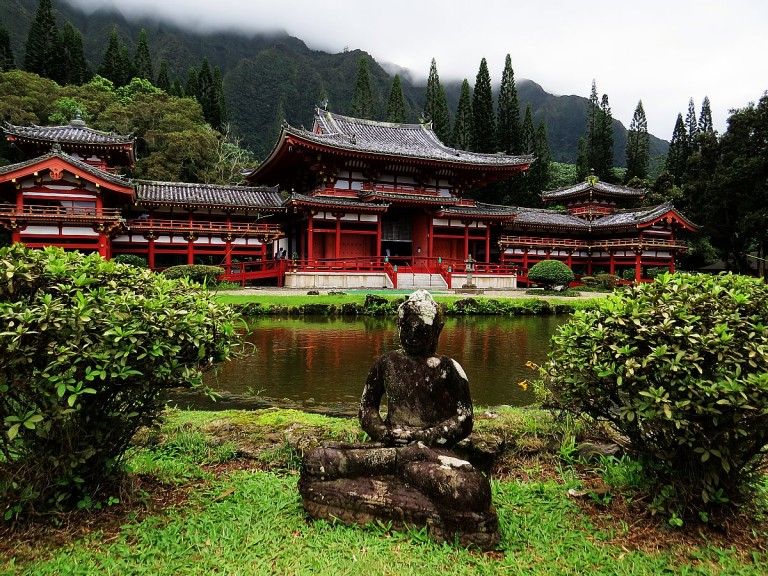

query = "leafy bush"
[621, 269, 636, 281]
[579, 276, 597, 287]
[593, 273, 619, 289]
[527, 260, 575, 290]
[162, 264, 224, 286]
[645, 267, 667, 279]
[0, 246, 239, 518]
[112, 254, 147, 268]
[545, 272, 768, 520]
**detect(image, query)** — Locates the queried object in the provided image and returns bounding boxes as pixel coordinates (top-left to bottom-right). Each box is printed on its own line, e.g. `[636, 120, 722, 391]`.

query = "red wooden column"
[586, 256, 593, 275]
[186, 212, 195, 265]
[147, 235, 156, 269]
[463, 224, 469, 258]
[11, 187, 23, 243]
[609, 252, 615, 275]
[634, 251, 642, 281]
[307, 214, 314, 263]
[668, 228, 676, 273]
[335, 215, 341, 259]
[522, 249, 529, 271]
[376, 216, 382, 258]
[567, 251, 573, 268]
[484, 225, 491, 263]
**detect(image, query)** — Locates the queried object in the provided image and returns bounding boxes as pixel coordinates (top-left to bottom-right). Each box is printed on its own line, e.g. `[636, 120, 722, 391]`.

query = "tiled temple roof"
[507, 203, 696, 232]
[134, 181, 284, 210]
[0, 151, 132, 189]
[3, 119, 134, 146]
[438, 202, 517, 220]
[285, 192, 390, 213]
[541, 179, 646, 202]
[284, 108, 533, 167]
[591, 203, 696, 230]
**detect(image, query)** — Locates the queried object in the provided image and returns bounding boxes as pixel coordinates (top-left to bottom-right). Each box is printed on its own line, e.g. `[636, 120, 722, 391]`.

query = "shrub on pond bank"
[545, 272, 768, 522]
[528, 260, 575, 290]
[0, 246, 239, 519]
[162, 264, 224, 285]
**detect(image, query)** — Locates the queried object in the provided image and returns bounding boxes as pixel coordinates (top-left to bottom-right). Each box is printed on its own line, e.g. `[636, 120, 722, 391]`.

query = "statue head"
[397, 290, 445, 357]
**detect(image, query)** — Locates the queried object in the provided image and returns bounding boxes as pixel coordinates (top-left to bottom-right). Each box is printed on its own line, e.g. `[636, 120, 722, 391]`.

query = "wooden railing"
[126, 218, 283, 238]
[499, 235, 687, 251]
[0, 203, 123, 221]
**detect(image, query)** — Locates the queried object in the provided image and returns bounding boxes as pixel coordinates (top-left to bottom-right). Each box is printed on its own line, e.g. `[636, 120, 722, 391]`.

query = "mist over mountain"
[1, 0, 668, 163]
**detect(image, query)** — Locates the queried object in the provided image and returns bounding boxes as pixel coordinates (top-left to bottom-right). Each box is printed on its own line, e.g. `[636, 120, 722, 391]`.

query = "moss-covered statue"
[299, 290, 499, 549]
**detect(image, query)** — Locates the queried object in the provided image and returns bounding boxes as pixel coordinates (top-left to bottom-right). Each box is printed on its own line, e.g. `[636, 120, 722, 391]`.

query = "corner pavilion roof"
[134, 181, 285, 211]
[507, 202, 697, 233]
[541, 177, 646, 203]
[3, 119, 134, 146]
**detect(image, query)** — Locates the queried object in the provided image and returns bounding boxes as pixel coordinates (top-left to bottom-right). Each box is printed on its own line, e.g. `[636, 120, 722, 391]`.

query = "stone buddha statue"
[299, 290, 500, 549]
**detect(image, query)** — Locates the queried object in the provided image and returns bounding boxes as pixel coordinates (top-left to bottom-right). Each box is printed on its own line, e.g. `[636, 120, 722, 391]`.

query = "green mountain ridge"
[1, 0, 668, 164]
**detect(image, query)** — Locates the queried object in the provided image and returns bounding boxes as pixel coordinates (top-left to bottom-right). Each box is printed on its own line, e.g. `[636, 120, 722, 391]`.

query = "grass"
[2, 408, 767, 575]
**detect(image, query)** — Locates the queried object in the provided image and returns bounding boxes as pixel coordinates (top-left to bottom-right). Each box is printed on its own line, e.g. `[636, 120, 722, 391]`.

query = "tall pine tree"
[665, 113, 688, 185]
[24, 0, 62, 82]
[386, 75, 406, 123]
[0, 26, 15, 71]
[521, 105, 535, 154]
[578, 81, 614, 181]
[99, 28, 132, 86]
[471, 58, 496, 153]
[184, 66, 199, 99]
[685, 97, 698, 147]
[699, 96, 714, 134]
[423, 58, 451, 142]
[451, 79, 473, 150]
[134, 29, 153, 81]
[60, 22, 87, 85]
[197, 58, 217, 125]
[595, 94, 614, 179]
[351, 56, 374, 119]
[211, 66, 227, 130]
[625, 100, 649, 182]
[497, 54, 521, 154]
[156, 61, 171, 92]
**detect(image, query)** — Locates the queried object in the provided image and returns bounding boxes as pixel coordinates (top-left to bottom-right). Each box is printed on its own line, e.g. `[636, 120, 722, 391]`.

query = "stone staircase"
[396, 272, 448, 290]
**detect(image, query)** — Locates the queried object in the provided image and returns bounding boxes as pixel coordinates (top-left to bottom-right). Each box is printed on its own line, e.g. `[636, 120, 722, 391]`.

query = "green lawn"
[4, 408, 765, 576]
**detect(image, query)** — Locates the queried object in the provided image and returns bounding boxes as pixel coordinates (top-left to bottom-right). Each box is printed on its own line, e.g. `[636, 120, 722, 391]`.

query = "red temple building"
[246, 108, 532, 288]
[0, 119, 285, 279]
[499, 177, 697, 281]
[0, 110, 696, 288]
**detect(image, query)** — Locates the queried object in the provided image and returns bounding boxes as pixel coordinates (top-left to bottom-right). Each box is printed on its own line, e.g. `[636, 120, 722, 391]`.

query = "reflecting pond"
[171, 315, 568, 412]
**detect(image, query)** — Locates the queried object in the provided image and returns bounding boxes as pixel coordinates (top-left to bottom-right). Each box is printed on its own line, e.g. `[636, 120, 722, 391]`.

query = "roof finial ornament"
[51, 141, 62, 154]
[70, 110, 86, 127]
[319, 98, 329, 110]
[587, 168, 598, 186]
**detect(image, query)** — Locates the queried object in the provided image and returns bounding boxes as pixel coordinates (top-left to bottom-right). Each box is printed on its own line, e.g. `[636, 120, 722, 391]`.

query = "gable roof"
[0, 151, 133, 193]
[541, 178, 646, 202]
[3, 119, 134, 146]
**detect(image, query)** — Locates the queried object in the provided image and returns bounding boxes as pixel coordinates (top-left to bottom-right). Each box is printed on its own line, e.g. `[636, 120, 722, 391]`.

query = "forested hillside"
[1, 0, 667, 163]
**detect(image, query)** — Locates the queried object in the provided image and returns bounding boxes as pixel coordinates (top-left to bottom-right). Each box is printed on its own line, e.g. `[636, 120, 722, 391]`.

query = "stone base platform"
[298, 474, 500, 550]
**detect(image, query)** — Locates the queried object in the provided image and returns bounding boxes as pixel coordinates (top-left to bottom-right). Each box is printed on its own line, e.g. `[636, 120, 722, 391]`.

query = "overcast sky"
[67, 0, 768, 138]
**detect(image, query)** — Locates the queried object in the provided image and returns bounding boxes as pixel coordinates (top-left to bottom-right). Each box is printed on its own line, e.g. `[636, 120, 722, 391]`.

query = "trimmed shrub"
[162, 264, 224, 286]
[545, 272, 768, 521]
[0, 246, 239, 518]
[646, 267, 668, 279]
[527, 260, 574, 290]
[621, 268, 636, 281]
[580, 276, 597, 287]
[593, 273, 619, 289]
[112, 254, 147, 268]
